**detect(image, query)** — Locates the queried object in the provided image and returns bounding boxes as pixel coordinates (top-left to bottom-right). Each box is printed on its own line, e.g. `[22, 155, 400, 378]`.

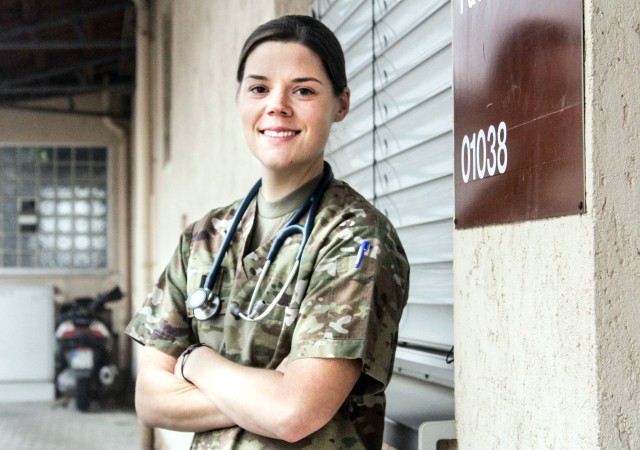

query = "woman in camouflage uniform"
[127, 15, 410, 450]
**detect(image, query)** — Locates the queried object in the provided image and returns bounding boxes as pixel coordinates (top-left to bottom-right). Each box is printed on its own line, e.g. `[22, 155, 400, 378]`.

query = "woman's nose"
[266, 90, 292, 116]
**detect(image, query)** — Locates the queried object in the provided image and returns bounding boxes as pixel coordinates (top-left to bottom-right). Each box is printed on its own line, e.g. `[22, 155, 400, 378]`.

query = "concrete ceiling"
[0, 0, 135, 118]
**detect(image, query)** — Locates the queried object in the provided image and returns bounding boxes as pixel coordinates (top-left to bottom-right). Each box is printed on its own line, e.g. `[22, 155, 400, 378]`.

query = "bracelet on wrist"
[181, 342, 209, 384]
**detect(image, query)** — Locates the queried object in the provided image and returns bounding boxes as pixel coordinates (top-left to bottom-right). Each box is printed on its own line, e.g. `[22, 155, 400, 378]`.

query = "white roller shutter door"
[312, 0, 454, 388]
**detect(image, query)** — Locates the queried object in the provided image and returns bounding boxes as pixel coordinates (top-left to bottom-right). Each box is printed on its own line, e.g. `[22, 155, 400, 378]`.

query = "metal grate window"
[0, 146, 109, 270]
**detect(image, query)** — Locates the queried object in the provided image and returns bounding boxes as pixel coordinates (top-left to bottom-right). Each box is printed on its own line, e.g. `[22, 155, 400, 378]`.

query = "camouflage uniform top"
[126, 176, 410, 450]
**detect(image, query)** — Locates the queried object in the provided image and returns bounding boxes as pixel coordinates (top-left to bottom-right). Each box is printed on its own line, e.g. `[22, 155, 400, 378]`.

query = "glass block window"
[0, 146, 109, 270]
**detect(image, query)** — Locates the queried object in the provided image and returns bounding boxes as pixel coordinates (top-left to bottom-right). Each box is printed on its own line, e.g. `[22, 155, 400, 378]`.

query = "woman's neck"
[260, 161, 324, 202]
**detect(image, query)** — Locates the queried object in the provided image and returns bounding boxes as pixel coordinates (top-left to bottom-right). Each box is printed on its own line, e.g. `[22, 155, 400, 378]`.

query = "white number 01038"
[460, 121, 508, 183]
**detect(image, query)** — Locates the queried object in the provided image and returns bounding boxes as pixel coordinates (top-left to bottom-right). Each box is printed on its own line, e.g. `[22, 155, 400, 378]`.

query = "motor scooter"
[54, 286, 123, 411]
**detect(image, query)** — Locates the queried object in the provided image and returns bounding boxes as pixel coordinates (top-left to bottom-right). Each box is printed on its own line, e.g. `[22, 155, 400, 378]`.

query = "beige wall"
[0, 96, 131, 369]
[454, 0, 640, 448]
[589, 0, 640, 447]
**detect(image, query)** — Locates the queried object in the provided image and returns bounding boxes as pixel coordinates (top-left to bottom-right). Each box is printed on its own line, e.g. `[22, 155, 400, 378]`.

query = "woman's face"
[238, 41, 349, 181]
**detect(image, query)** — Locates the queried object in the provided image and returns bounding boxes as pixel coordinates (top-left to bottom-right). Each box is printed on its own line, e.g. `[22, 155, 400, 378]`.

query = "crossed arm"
[134, 345, 361, 443]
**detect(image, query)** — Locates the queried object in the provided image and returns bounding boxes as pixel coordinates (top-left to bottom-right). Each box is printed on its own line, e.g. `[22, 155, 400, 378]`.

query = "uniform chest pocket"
[238, 243, 304, 366]
[241, 306, 292, 368]
[225, 276, 297, 367]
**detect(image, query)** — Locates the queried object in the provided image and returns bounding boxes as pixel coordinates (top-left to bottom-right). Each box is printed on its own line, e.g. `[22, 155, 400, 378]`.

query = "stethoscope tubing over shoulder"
[187, 162, 333, 322]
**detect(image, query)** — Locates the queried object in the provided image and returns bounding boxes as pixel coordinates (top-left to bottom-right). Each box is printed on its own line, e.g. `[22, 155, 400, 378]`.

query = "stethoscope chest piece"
[188, 288, 222, 320]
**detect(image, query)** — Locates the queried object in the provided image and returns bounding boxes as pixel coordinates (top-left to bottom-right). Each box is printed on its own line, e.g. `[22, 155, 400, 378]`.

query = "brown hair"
[236, 15, 347, 97]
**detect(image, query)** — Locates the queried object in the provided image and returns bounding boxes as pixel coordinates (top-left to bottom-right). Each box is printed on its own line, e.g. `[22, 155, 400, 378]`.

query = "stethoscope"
[187, 163, 333, 322]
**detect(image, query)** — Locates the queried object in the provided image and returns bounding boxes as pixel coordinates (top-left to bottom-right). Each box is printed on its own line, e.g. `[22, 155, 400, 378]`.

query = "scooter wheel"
[76, 378, 91, 411]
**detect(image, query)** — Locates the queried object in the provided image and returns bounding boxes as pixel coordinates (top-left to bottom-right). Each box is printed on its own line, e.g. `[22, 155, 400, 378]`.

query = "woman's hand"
[135, 346, 235, 432]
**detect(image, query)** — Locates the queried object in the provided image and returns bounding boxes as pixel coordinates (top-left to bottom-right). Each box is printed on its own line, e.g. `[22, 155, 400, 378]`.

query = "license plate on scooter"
[70, 348, 94, 370]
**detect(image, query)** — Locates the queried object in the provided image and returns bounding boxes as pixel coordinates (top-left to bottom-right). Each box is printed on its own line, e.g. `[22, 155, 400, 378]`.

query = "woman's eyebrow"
[244, 74, 268, 81]
[292, 77, 323, 85]
[243, 74, 323, 85]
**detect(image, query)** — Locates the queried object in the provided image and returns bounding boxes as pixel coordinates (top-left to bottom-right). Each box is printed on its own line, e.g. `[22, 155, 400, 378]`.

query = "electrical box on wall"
[18, 198, 39, 233]
[453, 0, 585, 228]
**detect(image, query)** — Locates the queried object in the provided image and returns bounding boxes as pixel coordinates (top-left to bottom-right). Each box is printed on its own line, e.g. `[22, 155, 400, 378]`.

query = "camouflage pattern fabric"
[126, 176, 410, 450]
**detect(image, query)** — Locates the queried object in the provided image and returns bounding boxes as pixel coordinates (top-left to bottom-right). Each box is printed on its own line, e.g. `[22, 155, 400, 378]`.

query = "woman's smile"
[260, 128, 301, 139]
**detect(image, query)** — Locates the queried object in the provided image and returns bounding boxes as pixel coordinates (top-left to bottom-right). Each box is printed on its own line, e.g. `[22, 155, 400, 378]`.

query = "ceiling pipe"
[0, 2, 132, 39]
[0, 40, 135, 50]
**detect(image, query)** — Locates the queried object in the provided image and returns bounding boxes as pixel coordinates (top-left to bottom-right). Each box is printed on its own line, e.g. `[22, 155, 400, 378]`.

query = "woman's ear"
[334, 88, 350, 122]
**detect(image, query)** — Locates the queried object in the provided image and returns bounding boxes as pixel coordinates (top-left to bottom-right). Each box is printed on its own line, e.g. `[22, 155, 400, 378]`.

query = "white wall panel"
[374, 46, 452, 121]
[399, 304, 453, 349]
[375, 89, 453, 157]
[326, 131, 373, 176]
[323, 0, 370, 50]
[375, 175, 453, 227]
[338, 167, 375, 200]
[0, 283, 54, 402]
[399, 221, 453, 264]
[410, 262, 453, 305]
[374, 132, 453, 191]
[342, 23, 373, 78]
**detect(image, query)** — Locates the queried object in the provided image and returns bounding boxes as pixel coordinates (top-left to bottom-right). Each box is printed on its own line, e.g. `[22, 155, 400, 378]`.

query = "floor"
[0, 398, 142, 450]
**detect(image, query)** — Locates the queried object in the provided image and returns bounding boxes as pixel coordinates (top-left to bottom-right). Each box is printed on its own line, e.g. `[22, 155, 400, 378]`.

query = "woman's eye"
[249, 86, 267, 94]
[295, 87, 314, 96]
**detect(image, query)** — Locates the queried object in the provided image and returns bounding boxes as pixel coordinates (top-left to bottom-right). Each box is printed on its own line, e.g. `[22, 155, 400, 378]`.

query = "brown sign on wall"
[453, 0, 585, 228]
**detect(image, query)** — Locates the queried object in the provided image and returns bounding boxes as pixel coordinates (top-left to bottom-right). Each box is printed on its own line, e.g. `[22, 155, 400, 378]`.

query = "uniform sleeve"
[289, 221, 410, 395]
[125, 228, 195, 358]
